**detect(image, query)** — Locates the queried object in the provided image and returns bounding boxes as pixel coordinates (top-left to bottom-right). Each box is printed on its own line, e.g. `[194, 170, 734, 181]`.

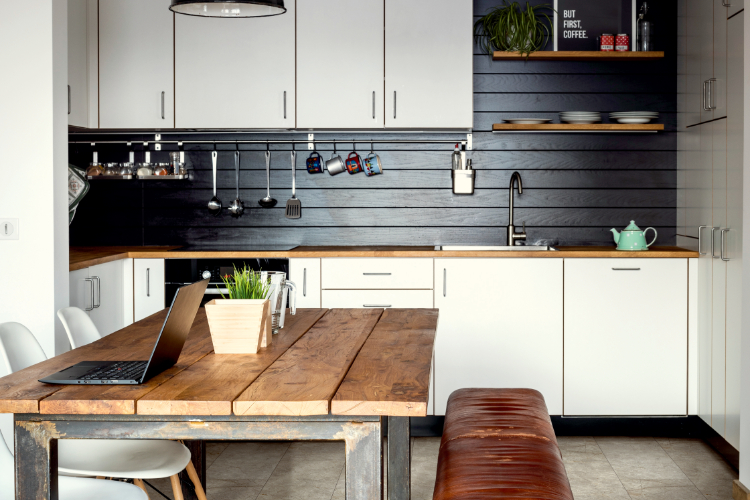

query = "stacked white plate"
[559, 112, 602, 124]
[609, 112, 659, 124]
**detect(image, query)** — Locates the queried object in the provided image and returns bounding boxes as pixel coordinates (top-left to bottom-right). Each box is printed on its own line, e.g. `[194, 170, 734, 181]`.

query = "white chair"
[0, 322, 207, 500]
[0, 429, 148, 500]
[57, 307, 101, 349]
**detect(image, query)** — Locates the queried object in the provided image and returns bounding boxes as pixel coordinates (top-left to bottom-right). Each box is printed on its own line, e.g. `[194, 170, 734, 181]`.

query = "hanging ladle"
[259, 148, 277, 208]
[208, 148, 222, 216]
[229, 149, 244, 217]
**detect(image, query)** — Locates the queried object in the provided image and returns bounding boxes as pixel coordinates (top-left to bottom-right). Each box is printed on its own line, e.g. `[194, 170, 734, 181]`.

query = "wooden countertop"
[70, 245, 699, 270]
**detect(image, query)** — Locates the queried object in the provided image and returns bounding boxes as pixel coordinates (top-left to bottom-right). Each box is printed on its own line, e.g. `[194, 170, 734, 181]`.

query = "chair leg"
[133, 479, 150, 500]
[185, 461, 208, 500]
[170, 474, 185, 500]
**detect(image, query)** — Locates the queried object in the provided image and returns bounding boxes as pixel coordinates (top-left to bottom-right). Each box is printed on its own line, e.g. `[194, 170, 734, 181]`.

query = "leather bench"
[433, 388, 574, 500]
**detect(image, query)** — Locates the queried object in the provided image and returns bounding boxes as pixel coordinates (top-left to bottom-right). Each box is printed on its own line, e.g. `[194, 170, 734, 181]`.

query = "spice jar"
[119, 162, 135, 175]
[136, 162, 153, 176]
[154, 163, 172, 176]
[86, 162, 104, 176]
[103, 163, 119, 176]
[169, 152, 186, 176]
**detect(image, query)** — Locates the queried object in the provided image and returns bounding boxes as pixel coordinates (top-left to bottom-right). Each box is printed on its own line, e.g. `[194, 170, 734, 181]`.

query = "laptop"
[40, 279, 209, 385]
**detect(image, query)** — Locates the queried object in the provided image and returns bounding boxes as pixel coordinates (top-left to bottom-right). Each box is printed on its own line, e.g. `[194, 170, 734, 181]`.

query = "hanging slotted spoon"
[285, 150, 301, 219]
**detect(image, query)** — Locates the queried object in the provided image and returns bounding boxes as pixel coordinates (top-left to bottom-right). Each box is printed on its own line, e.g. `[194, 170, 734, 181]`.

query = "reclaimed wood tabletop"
[0, 308, 438, 418]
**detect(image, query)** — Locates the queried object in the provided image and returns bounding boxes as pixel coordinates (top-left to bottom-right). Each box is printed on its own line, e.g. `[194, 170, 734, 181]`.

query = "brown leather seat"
[433, 388, 573, 500]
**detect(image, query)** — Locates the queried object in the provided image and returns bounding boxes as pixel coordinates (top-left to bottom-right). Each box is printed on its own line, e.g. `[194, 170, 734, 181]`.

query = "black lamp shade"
[170, 0, 286, 18]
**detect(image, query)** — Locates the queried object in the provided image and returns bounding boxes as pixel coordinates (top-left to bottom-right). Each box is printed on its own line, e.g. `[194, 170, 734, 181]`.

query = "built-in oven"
[165, 258, 289, 306]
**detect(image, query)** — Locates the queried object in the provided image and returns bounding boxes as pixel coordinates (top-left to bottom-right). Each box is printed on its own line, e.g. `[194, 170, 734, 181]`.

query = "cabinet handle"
[363, 304, 392, 308]
[92, 276, 101, 308]
[393, 91, 397, 119]
[722, 0, 732, 6]
[698, 225, 710, 255]
[363, 272, 391, 276]
[284, 91, 287, 119]
[161, 92, 165, 119]
[721, 228, 730, 261]
[612, 268, 641, 271]
[443, 268, 447, 297]
[68, 85, 71, 115]
[372, 91, 376, 119]
[703, 80, 709, 111]
[147, 268, 150, 297]
[711, 227, 719, 258]
[303, 268, 307, 297]
[708, 78, 717, 110]
[84, 278, 95, 311]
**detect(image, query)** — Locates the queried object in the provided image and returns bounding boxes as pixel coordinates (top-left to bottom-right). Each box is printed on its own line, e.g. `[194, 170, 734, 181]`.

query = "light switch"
[0, 219, 19, 240]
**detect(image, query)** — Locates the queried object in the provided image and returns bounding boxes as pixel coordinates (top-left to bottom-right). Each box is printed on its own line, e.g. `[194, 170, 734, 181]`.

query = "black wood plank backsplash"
[69, 0, 676, 248]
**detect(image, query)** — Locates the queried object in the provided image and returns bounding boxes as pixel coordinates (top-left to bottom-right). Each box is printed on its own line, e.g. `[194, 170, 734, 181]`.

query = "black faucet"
[508, 172, 527, 246]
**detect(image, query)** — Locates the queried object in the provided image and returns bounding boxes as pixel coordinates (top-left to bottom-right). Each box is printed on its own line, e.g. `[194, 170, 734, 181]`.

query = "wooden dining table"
[0, 307, 438, 500]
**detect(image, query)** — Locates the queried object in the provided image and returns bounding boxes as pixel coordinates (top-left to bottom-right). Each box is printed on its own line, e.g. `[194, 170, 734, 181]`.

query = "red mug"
[345, 152, 364, 174]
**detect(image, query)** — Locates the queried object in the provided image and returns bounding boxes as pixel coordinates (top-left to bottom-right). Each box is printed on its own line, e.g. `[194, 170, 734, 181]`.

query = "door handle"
[372, 91, 376, 119]
[147, 268, 150, 297]
[443, 268, 447, 297]
[363, 273, 391, 276]
[363, 305, 392, 308]
[722, 0, 732, 6]
[92, 276, 101, 308]
[698, 225, 710, 255]
[284, 90, 287, 119]
[707, 78, 717, 110]
[703, 80, 709, 111]
[303, 268, 307, 297]
[393, 91, 397, 119]
[612, 268, 641, 271]
[711, 227, 719, 258]
[84, 278, 95, 311]
[721, 228, 730, 261]
[68, 85, 71, 115]
[161, 92, 165, 119]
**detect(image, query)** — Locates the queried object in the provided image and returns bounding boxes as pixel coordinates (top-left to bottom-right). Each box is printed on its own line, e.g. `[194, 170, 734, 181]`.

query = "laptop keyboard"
[80, 361, 148, 381]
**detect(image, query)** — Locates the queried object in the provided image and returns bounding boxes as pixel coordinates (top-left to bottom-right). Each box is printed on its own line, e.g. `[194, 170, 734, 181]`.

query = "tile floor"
[143, 436, 737, 500]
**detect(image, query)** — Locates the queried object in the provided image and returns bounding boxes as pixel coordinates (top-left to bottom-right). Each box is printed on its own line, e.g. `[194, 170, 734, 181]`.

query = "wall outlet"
[0, 219, 19, 240]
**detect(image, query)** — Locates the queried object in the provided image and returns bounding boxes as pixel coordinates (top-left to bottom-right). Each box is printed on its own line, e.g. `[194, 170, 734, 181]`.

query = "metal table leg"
[15, 419, 58, 500]
[387, 416, 411, 500]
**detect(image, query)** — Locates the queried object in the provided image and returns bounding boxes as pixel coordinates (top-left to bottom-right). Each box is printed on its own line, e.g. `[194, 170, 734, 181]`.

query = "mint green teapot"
[611, 221, 657, 251]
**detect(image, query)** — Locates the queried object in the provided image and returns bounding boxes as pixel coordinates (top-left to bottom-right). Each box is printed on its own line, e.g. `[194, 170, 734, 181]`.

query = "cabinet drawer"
[322, 290, 433, 309]
[322, 258, 433, 289]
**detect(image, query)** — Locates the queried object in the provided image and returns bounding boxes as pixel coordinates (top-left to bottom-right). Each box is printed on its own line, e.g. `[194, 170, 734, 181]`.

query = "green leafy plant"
[474, 1, 554, 57]
[219, 265, 271, 300]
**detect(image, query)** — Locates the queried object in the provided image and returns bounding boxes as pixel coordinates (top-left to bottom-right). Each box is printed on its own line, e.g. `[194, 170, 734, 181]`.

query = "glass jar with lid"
[136, 162, 153, 176]
[169, 152, 186, 176]
[154, 163, 172, 176]
[86, 162, 104, 177]
[103, 163, 120, 176]
[119, 162, 135, 176]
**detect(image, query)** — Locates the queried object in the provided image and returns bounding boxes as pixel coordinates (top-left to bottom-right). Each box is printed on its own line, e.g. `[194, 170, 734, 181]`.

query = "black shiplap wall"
[69, 0, 676, 248]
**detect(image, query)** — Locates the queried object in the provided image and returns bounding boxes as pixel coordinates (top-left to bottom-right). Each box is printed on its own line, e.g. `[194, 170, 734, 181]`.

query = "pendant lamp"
[170, 0, 286, 18]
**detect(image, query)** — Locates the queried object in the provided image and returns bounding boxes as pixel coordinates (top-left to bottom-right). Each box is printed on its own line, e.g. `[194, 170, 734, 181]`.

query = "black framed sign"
[553, 0, 635, 51]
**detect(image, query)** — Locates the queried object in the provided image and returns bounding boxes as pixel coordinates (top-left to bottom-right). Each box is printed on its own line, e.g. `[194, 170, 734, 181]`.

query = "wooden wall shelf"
[492, 51, 665, 61]
[492, 123, 664, 133]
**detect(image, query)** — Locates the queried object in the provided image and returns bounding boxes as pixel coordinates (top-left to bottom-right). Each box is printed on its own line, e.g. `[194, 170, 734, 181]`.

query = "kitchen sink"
[435, 245, 557, 251]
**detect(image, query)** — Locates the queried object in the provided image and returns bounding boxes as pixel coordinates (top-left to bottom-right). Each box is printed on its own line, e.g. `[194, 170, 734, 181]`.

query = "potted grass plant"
[474, 1, 554, 58]
[204, 265, 273, 354]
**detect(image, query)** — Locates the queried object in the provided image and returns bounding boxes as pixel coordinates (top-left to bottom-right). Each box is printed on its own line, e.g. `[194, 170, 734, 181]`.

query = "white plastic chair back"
[0, 322, 47, 374]
[57, 307, 102, 349]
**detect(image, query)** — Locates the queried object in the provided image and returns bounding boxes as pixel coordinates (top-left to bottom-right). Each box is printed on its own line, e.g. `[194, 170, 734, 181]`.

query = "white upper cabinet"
[385, 0, 473, 129]
[99, 0, 174, 128]
[67, 0, 89, 127]
[175, 1, 296, 129]
[297, 0, 384, 129]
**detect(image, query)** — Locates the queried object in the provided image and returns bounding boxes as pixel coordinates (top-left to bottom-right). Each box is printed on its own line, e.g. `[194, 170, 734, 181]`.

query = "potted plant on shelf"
[204, 265, 272, 354]
[474, 1, 554, 58]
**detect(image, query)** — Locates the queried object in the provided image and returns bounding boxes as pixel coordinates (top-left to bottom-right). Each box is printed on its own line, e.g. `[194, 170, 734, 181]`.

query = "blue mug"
[364, 153, 383, 176]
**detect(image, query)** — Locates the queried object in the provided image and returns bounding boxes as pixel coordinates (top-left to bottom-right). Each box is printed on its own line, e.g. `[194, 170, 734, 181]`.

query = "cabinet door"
[68, 0, 89, 127]
[69, 268, 93, 313]
[99, 0, 174, 128]
[134, 259, 165, 322]
[700, 0, 714, 123]
[297, 0, 383, 129]
[564, 259, 688, 416]
[321, 290, 433, 309]
[175, 1, 295, 128]
[712, 0, 728, 118]
[724, 12, 743, 450]
[88, 261, 125, 336]
[289, 258, 321, 308]
[384, 0, 472, 129]
[685, 0, 702, 125]
[434, 259, 563, 416]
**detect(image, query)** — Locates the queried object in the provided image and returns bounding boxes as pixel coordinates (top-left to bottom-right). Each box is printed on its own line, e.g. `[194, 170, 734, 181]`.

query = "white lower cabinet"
[433, 258, 564, 416]
[322, 290, 433, 309]
[289, 258, 321, 308]
[134, 259, 165, 322]
[564, 259, 688, 416]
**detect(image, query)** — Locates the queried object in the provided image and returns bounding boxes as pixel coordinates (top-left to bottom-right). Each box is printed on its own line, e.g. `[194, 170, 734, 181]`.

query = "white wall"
[0, 0, 69, 358]
[741, 8, 750, 486]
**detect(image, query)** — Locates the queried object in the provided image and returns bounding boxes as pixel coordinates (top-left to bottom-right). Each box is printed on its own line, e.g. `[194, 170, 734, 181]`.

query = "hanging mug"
[345, 152, 364, 174]
[306, 151, 324, 174]
[326, 152, 346, 176]
[363, 153, 383, 176]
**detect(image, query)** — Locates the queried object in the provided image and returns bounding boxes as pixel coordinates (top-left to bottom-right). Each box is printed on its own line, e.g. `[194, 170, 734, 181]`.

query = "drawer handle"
[363, 304, 392, 308]
[612, 268, 641, 271]
[363, 273, 391, 276]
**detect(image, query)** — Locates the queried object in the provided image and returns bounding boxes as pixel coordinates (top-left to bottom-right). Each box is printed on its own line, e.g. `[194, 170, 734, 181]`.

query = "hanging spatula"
[285, 150, 301, 219]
